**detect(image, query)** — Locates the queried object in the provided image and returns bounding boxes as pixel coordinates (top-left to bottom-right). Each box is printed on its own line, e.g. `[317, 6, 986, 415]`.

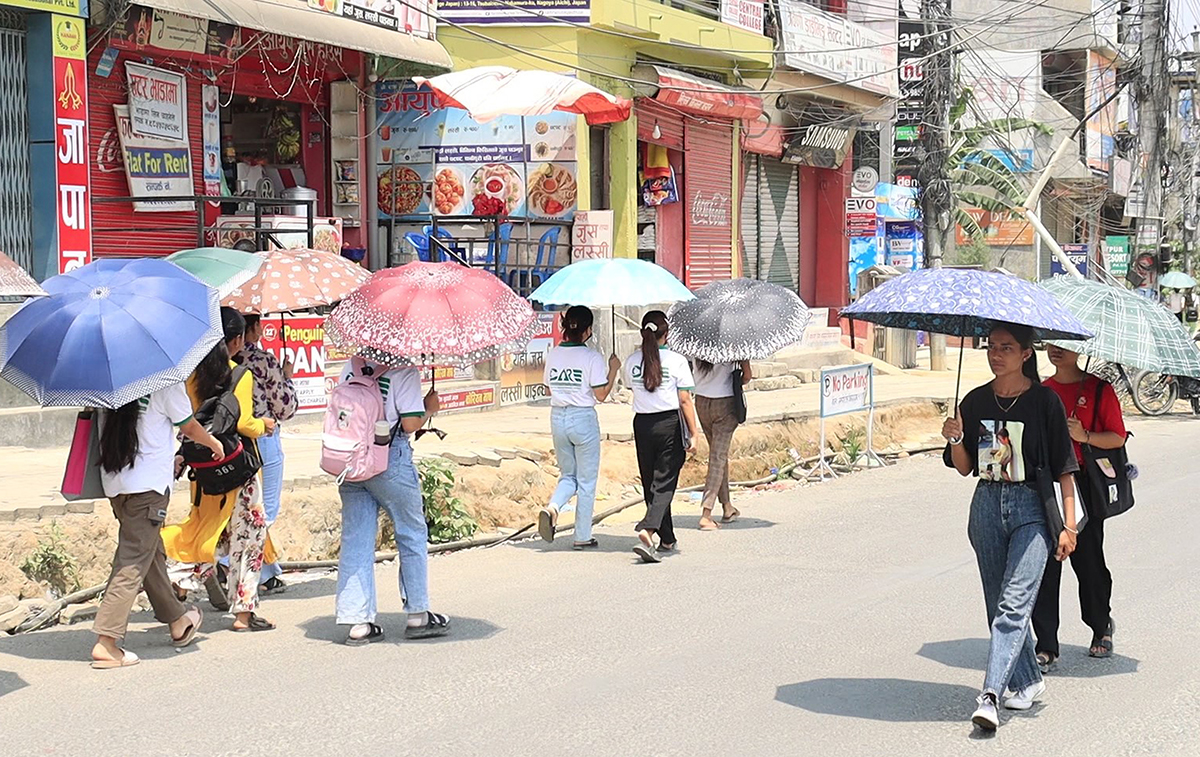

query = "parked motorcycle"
[1130, 369, 1200, 416]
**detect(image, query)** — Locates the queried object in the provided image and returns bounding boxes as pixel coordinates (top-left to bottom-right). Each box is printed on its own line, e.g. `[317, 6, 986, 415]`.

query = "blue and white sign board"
[815, 364, 886, 478]
[1050, 244, 1089, 278]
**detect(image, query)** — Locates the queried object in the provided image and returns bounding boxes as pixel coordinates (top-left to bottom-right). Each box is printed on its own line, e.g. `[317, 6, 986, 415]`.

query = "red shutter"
[88, 46, 205, 258]
[683, 120, 734, 288]
[635, 99, 684, 150]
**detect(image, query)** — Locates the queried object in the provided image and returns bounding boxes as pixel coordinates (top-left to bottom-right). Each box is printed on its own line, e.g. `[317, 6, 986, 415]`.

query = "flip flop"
[633, 543, 661, 563]
[572, 539, 599, 550]
[232, 613, 276, 632]
[698, 520, 720, 531]
[170, 606, 203, 648]
[537, 507, 557, 543]
[91, 649, 140, 670]
[721, 509, 741, 523]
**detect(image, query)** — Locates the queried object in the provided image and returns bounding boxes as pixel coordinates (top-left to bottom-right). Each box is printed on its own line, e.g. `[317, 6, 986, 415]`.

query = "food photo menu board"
[375, 82, 579, 221]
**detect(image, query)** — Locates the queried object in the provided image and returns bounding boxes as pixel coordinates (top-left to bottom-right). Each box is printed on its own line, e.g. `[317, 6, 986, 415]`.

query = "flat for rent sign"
[259, 316, 328, 412]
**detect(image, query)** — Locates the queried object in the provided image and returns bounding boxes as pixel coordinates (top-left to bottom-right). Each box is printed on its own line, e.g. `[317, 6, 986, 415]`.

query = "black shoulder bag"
[731, 366, 748, 425]
[1035, 388, 1087, 541]
[1080, 380, 1134, 519]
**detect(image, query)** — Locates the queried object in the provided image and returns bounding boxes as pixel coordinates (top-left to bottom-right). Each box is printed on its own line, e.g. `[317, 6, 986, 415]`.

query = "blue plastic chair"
[529, 227, 563, 288]
[404, 231, 433, 262]
[423, 225, 464, 262]
[480, 222, 513, 276]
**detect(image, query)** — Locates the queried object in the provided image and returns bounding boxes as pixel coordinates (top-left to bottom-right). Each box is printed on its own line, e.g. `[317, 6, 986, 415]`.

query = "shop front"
[84, 0, 449, 261]
[740, 118, 800, 290]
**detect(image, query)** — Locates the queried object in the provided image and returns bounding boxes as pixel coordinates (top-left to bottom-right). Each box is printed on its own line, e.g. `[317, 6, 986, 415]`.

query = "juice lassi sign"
[259, 316, 328, 412]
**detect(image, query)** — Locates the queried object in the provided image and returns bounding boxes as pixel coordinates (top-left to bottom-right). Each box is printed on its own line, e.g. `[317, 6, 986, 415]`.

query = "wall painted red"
[656, 148, 685, 280]
[798, 161, 850, 312]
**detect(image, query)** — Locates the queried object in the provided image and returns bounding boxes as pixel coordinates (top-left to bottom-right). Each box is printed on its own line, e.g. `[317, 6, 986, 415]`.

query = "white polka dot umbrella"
[326, 261, 539, 368]
[222, 248, 370, 314]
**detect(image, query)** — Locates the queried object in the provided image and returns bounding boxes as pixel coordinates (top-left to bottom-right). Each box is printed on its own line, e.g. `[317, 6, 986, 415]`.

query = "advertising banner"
[1050, 244, 1090, 279]
[202, 84, 222, 195]
[376, 82, 579, 221]
[845, 197, 877, 237]
[113, 104, 194, 212]
[821, 364, 873, 417]
[572, 210, 614, 261]
[259, 316, 328, 413]
[307, 0, 435, 38]
[956, 208, 1035, 247]
[120, 7, 241, 60]
[1104, 235, 1131, 276]
[779, 0, 897, 97]
[51, 14, 91, 274]
[125, 62, 187, 141]
[439, 0, 590, 25]
[498, 312, 559, 406]
[720, 0, 764, 34]
[438, 387, 496, 412]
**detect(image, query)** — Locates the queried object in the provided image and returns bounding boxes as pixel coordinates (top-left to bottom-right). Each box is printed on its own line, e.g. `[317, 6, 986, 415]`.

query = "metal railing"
[414, 218, 572, 300]
[92, 195, 316, 252]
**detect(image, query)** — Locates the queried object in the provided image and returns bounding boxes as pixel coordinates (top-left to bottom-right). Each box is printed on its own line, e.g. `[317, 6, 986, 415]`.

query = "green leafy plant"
[418, 458, 478, 544]
[835, 427, 866, 467]
[20, 522, 80, 598]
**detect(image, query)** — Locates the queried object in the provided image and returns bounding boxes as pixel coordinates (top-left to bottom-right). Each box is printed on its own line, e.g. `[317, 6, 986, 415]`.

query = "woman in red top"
[1032, 344, 1128, 671]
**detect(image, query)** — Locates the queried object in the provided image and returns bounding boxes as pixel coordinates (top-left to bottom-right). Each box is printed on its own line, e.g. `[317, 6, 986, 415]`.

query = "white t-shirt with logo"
[623, 348, 695, 414]
[100, 382, 195, 498]
[545, 344, 609, 408]
[693, 362, 735, 399]
[339, 363, 426, 430]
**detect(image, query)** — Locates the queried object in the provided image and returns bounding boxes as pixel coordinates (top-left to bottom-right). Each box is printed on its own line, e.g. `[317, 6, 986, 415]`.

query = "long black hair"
[99, 401, 141, 474]
[639, 310, 669, 392]
[561, 306, 593, 344]
[994, 322, 1039, 382]
[192, 343, 232, 402]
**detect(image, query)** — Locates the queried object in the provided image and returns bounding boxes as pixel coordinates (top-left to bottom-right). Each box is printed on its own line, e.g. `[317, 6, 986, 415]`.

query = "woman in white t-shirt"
[537, 306, 620, 548]
[623, 310, 699, 563]
[693, 360, 752, 531]
[90, 383, 224, 669]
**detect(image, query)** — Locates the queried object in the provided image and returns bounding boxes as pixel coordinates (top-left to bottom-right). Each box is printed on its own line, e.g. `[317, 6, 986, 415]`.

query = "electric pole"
[919, 0, 953, 371]
[1136, 0, 1169, 256]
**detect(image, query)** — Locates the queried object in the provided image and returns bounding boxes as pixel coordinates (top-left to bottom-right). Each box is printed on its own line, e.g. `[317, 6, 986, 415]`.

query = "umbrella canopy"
[412, 66, 632, 126]
[841, 268, 1093, 341]
[326, 262, 539, 367]
[1159, 270, 1197, 289]
[223, 248, 369, 314]
[0, 258, 221, 408]
[0, 251, 45, 298]
[667, 278, 812, 362]
[529, 258, 695, 307]
[1041, 276, 1200, 377]
[167, 247, 264, 298]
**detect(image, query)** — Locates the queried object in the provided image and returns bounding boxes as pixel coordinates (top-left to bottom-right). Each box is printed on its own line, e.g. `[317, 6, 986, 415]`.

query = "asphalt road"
[0, 414, 1196, 756]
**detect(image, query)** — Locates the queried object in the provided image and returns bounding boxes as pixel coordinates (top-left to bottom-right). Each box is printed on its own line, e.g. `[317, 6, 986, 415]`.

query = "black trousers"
[633, 410, 686, 545]
[1032, 470, 1113, 656]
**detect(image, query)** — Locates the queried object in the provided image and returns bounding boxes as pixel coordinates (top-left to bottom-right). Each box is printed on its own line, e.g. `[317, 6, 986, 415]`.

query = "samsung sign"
[782, 124, 855, 169]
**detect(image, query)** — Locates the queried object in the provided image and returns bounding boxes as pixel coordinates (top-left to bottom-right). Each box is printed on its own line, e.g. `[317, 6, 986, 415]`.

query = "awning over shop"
[130, 0, 452, 70]
[742, 116, 784, 157]
[631, 64, 763, 122]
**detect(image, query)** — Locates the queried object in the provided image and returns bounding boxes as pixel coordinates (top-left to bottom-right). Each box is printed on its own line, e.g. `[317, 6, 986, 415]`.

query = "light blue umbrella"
[1159, 271, 1196, 289]
[0, 258, 222, 408]
[529, 258, 694, 306]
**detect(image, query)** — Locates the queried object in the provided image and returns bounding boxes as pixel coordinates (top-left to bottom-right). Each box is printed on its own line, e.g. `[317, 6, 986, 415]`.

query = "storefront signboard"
[955, 208, 1034, 247]
[845, 197, 877, 237]
[125, 62, 187, 141]
[779, 0, 897, 97]
[438, 0, 590, 25]
[498, 312, 559, 406]
[307, 0, 435, 38]
[259, 316, 328, 413]
[376, 82, 579, 221]
[113, 104, 195, 212]
[720, 0, 764, 34]
[120, 7, 242, 60]
[1104, 235, 1131, 276]
[51, 14, 91, 273]
[572, 210, 613, 261]
[438, 387, 496, 412]
[1050, 244, 1090, 279]
[202, 84, 222, 195]
[2, 0, 84, 15]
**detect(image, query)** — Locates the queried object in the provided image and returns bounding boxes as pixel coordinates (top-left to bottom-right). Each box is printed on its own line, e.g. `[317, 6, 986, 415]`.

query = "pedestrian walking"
[334, 359, 449, 645]
[1165, 288, 1185, 322]
[693, 360, 752, 531]
[161, 307, 278, 633]
[238, 315, 298, 595]
[942, 323, 1078, 730]
[91, 384, 224, 668]
[1032, 345, 1126, 670]
[624, 310, 699, 563]
[537, 306, 621, 548]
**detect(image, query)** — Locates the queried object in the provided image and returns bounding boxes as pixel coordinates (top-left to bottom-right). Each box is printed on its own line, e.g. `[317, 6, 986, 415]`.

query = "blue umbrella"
[529, 258, 695, 307]
[0, 258, 222, 408]
[1159, 270, 1197, 289]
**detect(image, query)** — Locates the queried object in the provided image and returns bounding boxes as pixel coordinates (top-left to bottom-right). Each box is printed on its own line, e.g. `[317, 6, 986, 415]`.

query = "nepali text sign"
[51, 14, 91, 274]
[439, 0, 590, 24]
[307, 0, 435, 39]
[439, 387, 496, 412]
[820, 364, 873, 418]
[1104, 235, 1131, 276]
[499, 312, 559, 406]
[125, 62, 186, 141]
[779, 0, 897, 97]
[1051, 244, 1090, 278]
[113, 104, 194, 212]
[2, 0, 83, 15]
[572, 210, 613, 261]
[260, 316, 327, 413]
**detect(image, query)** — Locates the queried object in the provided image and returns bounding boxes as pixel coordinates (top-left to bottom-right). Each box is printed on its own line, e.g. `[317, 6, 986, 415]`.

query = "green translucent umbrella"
[1041, 276, 1200, 377]
[166, 247, 263, 297]
[1159, 270, 1197, 289]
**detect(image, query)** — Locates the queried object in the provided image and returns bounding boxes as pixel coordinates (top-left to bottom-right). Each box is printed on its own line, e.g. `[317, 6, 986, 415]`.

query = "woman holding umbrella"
[694, 360, 752, 530]
[624, 310, 699, 563]
[942, 323, 1078, 729]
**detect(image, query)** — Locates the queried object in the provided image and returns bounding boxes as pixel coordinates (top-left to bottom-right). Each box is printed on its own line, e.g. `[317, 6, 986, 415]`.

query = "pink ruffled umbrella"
[0, 251, 46, 298]
[412, 66, 631, 125]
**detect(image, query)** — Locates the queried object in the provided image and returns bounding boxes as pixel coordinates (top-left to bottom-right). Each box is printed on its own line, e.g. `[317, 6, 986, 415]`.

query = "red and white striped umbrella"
[222, 248, 369, 314]
[412, 66, 631, 125]
[326, 262, 538, 367]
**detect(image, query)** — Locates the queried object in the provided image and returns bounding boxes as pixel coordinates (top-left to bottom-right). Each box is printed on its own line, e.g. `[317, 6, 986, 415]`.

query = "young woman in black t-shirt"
[941, 323, 1079, 731]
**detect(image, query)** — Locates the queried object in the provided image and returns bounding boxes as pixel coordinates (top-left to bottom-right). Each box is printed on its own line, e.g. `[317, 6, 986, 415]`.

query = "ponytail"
[99, 401, 141, 474]
[640, 310, 669, 392]
[561, 305, 594, 344]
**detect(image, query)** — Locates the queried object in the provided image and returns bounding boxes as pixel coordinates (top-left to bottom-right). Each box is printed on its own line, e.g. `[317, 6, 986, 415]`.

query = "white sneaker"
[1003, 680, 1046, 711]
[971, 693, 1000, 730]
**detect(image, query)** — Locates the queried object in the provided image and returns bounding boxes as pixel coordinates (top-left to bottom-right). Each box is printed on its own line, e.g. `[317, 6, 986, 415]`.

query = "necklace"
[994, 392, 1021, 413]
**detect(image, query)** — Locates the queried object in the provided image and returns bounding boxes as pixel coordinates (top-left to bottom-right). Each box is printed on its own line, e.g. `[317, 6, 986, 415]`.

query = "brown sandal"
[232, 613, 275, 632]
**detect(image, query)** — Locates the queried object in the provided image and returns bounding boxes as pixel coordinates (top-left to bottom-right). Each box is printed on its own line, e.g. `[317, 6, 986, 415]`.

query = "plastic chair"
[529, 227, 562, 288]
[423, 225, 464, 262]
[480, 222, 513, 276]
[404, 231, 432, 262]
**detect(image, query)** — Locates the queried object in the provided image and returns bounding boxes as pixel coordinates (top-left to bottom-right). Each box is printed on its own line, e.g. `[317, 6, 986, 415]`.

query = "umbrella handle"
[953, 315, 966, 413]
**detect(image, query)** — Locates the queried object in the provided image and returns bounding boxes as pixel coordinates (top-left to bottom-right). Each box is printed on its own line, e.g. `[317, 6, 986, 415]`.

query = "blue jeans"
[549, 406, 602, 543]
[336, 438, 429, 624]
[968, 481, 1052, 696]
[258, 429, 284, 582]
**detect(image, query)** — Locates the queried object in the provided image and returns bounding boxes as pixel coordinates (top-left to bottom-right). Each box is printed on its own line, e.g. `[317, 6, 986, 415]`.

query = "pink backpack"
[320, 358, 391, 484]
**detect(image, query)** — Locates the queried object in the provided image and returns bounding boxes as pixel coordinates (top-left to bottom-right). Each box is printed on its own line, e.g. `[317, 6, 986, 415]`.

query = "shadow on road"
[0, 670, 28, 698]
[0, 623, 205, 663]
[510, 534, 642, 554]
[775, 678, 979, 722]
[918, 638, 1140, 678]
[298, 613, 503, 645]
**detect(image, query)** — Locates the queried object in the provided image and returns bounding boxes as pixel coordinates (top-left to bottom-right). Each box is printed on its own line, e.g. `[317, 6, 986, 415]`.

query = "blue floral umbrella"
[841, 268, 1093, 404]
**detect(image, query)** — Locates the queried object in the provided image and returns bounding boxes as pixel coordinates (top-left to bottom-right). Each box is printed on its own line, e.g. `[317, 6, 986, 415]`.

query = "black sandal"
[1089, 618, 1115, 658]
[405, 611, 450, 640]
[572, 539, 599, 550]
[232, 613, 276, 632]
[1036, 651, 1058, 673]
[259, 577, 287, 595]
[345, 623, 384, 646]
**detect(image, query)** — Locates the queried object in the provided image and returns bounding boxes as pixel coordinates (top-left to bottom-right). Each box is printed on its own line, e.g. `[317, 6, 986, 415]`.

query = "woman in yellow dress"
[162, 308, 278, 632]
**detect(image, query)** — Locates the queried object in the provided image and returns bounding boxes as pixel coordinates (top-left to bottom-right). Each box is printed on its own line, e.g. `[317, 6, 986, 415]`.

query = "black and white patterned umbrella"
[667, 278, 812, 362]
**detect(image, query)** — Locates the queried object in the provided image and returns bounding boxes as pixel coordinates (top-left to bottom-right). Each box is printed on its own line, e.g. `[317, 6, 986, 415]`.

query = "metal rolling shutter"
[635, 99, 685, 150]
[0, 10, 32, 274]
[740, 155, 759, 280]
[760, 157, 800, 291]
[683, 119, 734, 288]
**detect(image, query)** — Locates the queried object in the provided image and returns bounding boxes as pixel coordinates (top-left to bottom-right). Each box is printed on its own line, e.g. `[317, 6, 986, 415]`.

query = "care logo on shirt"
[137, 395, 150, 415]
[629, 363, 671, 386]
[548, 367, 585, 387]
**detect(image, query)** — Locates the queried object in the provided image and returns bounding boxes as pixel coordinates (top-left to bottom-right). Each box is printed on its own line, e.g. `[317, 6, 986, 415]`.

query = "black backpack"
[181, 365, 262, 495]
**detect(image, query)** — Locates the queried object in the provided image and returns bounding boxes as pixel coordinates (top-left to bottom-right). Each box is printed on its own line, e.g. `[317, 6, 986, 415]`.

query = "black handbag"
[1080, 381, 1134, 519]
[1035, 402, 1088, 541]
[731, 366, 748, 425]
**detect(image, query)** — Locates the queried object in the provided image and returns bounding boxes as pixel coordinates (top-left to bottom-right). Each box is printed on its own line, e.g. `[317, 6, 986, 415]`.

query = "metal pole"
[920, 0, 952, 372]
